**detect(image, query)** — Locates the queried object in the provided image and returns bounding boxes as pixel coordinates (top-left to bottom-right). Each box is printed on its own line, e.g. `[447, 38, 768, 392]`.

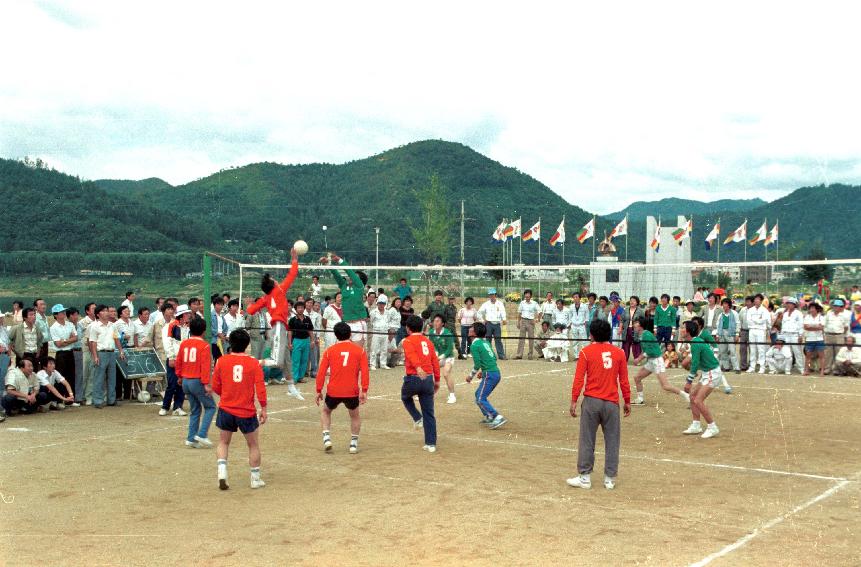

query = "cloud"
[2, 1, 861, 213]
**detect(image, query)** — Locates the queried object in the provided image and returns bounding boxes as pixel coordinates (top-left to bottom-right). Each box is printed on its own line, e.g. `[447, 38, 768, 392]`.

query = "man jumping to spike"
[319, 253, 368, 348]
[246, 247, 302, 400]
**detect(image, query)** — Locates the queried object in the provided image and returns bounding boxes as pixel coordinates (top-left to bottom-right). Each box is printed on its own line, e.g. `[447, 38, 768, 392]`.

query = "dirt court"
[1, 359, 860, 567]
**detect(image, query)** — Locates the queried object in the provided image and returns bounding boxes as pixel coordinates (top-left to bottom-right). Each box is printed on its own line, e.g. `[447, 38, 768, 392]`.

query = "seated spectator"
[765, 336, 792, 375]
[36, 356, 77, 409]
[663, 342, 680, 368]
[2, 358, 45, 416]
[834, 336, 861, 377]
[542, 323, 570, 362]
[536, 321, 552, 358]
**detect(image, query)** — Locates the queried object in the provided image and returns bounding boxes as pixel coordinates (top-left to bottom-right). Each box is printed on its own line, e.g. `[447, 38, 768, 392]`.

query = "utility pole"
[374, 227, 380, 289]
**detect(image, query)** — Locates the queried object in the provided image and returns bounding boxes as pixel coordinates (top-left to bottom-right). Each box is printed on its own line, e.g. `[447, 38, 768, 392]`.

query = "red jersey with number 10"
[316, 341, 370, 398]
[401, 333, 441, 382]
[212, 353, 267, 418]
[572, 342, 630, 405]
[175, 336, 212, 384]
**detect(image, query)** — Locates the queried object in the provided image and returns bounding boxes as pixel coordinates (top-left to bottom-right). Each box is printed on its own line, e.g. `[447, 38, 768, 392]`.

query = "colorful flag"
[650, 221, 661, 252]
[501, 221, 515, 241]
[549, 219, 565, 246]
[609, 216, 628, 239]
[576, 218, 595, 244]
[509, 218, 522, 240]
[522, 221, 541, 242]
[705, 222, 720, 250]
[492, 221, 506, 242]
[671, 218, 692, 245]
[723, 221, 747, 245]
[765, 221, 778, 247]
[749, 221, 767, 246]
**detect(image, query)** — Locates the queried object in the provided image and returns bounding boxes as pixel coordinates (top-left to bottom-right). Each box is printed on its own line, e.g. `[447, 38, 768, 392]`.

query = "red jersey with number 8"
[212, 353, 267, 418]
[316, 341, 370, 397]
[572, 342, 631, 405]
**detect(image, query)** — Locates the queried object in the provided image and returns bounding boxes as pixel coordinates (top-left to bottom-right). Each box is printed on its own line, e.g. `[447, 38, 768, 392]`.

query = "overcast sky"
[2, 1, 860, 214]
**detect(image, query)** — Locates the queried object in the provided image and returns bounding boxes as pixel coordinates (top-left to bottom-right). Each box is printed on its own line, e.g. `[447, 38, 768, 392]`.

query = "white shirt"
[385, 307, 401, 331]
[766, 345, 791, 362]
[477, 300, 507, 324]
[133, 317, 155, 346]
[551, 307, 571, 327]
[115, 318, 135, 347]
[323, 305, 342, 326]
[569, 303, 590, 326]
[89, 321, 119, 351]
[824, 310, 850, 335]
[162, 322, 180, 360]
[309, 310, 324, 332]
[803, 314, 824, 341]
[150, 310, 164, 326]
[517, 300, 540, 321]
[36, 369, 66, 386]
[369, 308, 390, 332]
[541, 301, 556, 316]
[223, 312, 243, 333]
[780, 309, 804, 335]
[121, 299, 134, 315]
[746, 305, 770, 331]
[309, 282, 323, 300]
[836, 346, 861, 365]
[50, 320, 77, 351]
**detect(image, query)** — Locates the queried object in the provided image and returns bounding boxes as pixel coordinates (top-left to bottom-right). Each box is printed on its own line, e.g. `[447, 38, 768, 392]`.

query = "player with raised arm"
[400, 315, 441, 453]
[567, 319, 631, 491]
[630, 317, 689, 406]
[246, 247, 301, 400]
[315, 322, 370, 454]
[681, 320, 721, 439]
[212, 329, 268, 490]
[465, 322, 507, 429]
[319, 252, 369, 348]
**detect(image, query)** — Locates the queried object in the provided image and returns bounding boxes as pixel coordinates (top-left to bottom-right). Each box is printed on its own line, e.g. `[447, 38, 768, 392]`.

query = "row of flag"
[493, 216, 780, 253]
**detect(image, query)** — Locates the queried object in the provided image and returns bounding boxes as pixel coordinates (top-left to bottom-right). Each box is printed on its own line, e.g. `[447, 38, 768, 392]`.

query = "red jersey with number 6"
[212, 353, 267, 418]
[316, 341, 370, 398]
[572, 342, 630, 405]
[401, 333, 441, 382]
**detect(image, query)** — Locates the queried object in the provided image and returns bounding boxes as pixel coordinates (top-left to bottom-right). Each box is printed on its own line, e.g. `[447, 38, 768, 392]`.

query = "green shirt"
[654, 305, 677, 328]
[471, 339, 499, 373]
[701, 331, 716, 346]
[332, 260, 367, 321]
[640, 330, 662, 359]
[429, 328, 454, 358]
[690, 336, 719, 374]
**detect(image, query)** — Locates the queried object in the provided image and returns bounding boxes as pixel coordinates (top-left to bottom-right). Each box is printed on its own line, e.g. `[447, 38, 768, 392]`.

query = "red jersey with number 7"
[401, 333, 441, 382]
[572, 342, 630, 405]
[316, 341, 370, 397]
[212, 353, 267, 418]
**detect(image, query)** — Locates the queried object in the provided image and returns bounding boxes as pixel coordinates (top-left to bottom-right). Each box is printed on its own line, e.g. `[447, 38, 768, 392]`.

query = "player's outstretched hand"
[259, 407, 268, 424]
[569, 401, 578, 418]
[359, 391, 368, 404]
[315, 392, 323, 406]
[291, 247, 298, 263]
[623, 403, 631, 417]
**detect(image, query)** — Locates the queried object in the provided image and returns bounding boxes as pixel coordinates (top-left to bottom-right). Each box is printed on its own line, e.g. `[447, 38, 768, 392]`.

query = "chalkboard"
[118, 348, 166, 380]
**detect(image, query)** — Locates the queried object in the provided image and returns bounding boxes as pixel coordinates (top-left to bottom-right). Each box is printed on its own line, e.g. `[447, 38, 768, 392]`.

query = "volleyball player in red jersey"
[315, 322, 370, 453]
[400, 315, 441, 453]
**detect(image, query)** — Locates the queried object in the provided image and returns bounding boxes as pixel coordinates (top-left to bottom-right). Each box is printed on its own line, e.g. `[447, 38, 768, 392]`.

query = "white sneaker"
[746, 368, 755, 373]
[489, 415, 508, 429]
[70, 402, 80, 408]
[683, 422, 704, 435]
[323, 434, 332, 452]
[349, 438, 358, 454]
[701, 425, 720, 439]
[758, 369, 765, 375]
[382, 365, 392, 370]
[274, 378, 287, 385]
[250, 474, 266, 489]
[604, 476, 616, 490]
[679, 391, 690, 403]
[185, 440, 200, 448]
[218, 464, 229, 490]
[414, 419, 423, 429]
[287, 383, 305, 401]
[158, 408, 169, 416]
[785, 370, 791, 375]
[769, 370, 777, 375]
[632, 398, 646, 406]
[446, 393, 456, 404]
[173, 408, 187, 416]
[566, 475, 591, 489]
[194, 435, 213, 448]
[370, 365, 378, 370]
[422, 444, 437, 453]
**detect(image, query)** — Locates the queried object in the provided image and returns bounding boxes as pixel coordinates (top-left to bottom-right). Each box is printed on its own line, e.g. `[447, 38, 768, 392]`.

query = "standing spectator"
[309, 275, 323, 302]
[79, 303, 97, 405]
[745, 294, 770, 374]
[515, 289, 539, 360]
[88, 304, 126, 408]
[393, 278, 413, 301]
[114, 304, 135, 401]
[306, 298, 323, 377]
[653, 294, 677, 348]
[36, 356, 77, 409]
[9, 307, 44, 371]
[2, 359, 44, 416]
[823, 299, 850, 374]
[322, 292, 344, 350]
[121, 291, 136, 316]
[737, 296, 753, 371]
[223, 299, 243, 335]
[699, 294, 721, 339]
[850, 302, 861, 340]
[778, 298, 804, 374]
[621, 296, 644, 362]
[833, 336, 861, 376]
[443, 294, 462, 359]
[585, 293, 599, 324]
[65, 308, 86, 404]
[540, 292, 556, 326]
[288, 301, 314, 390]
[0, 318, 10, 387]
[243, 296, 268, 360]
[133, 307, 154, 348]
[476, 289, 508, 359]
[421, 290, 446, 331]
[397, 296, 415, 346]
[715, 298, 741, 373]
[11, 300, 24, 324]
[803, 303, 826, 376]
[368, 298, 392, 370]
[160, 304, 190, 415]
[458, 297, 477, 356]
[551, 298, 571, 335]
[151, 298, 166, 325]
[386, 298, 403, 367]
[210, 296, 228, 361]
[49, 304, 78, 397]
[220, 294, 232, 315]
[569, 293, 591, 360]
[33, 298, 50, 368]
[188, 297, 203, 319]
[607, 294, 627, 345]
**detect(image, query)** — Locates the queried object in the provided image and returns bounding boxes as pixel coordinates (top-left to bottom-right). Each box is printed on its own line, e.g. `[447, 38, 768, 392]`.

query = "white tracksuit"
[746, 305, 770, 371]
[542, 332, 570, 362]
[369, 308, 390, 368]
[766, 345, 792, 373]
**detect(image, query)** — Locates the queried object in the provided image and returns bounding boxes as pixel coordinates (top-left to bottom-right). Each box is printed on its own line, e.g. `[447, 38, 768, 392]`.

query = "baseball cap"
[51, 303, 66, 314]
[175, 304, 191, 316]
[487, 288, 497, 295]
[832, 299, 845, 307]
[785, 297, 798, 305]
[377, 293, 388, 305]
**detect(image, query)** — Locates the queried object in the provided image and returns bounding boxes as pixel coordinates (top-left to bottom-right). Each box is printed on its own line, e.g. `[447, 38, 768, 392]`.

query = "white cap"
[377, 293, 389, 305]
[175, 304, 191, 316]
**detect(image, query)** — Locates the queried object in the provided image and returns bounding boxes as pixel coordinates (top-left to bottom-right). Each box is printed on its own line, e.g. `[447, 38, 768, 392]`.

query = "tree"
[801, 244, 834, 283]
[487, 246, 503, 282]
[410, 174, 454, 264]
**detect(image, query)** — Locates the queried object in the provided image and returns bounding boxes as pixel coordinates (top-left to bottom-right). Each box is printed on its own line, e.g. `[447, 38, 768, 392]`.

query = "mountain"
[607, 197, 766, 221]
[94, 177, 173, 195]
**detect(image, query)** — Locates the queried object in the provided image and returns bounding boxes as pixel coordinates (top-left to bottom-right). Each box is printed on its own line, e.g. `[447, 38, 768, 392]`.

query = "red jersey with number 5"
[212, 353, 267, 418]
[572, 342, 630, 405]
[401, 333, 440, 382]
[316, 341, 370, 397]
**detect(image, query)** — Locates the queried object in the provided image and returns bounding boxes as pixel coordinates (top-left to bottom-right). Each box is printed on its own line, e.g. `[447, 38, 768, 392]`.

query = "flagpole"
[716, 217, 721, 288]
[518, 218, 522, 265]
[775, 219, 779, 262]
[561, 215, 566, 266]
[743, 218, 748, 286]
[537, 217, 542, 297]
[764, 217, 768, 295]
[625, 215, 628, 263]
[591, 214, 596, 262]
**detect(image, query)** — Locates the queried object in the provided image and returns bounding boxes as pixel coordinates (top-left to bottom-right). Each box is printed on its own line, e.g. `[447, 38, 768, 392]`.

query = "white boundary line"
[687, 479, 853, 567]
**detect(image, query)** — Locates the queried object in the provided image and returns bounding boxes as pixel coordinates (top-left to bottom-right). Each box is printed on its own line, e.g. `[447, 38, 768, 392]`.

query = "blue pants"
[0, 353, 9, 386]
[182, 378, 216, 442]
[486, 322, 506, 359]
[93, 351, 117, 406]
[309, 339, 319, 377]
[460, 325, 474, 354]
[291, 338, 310, 382]
[475, 370, 501, 418]
[162, 365, 185, 411]
[656, 326, 673, 347]
[401, 375, 437, 446]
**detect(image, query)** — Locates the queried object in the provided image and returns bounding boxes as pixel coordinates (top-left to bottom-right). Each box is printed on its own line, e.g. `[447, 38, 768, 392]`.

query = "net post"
[203, 253, 212, 343]
[239, 264, 245, 308]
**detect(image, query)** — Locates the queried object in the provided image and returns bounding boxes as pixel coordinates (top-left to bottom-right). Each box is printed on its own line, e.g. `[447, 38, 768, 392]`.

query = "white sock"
[707, 422, 718, 430]
[692, 420, 701, 427]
